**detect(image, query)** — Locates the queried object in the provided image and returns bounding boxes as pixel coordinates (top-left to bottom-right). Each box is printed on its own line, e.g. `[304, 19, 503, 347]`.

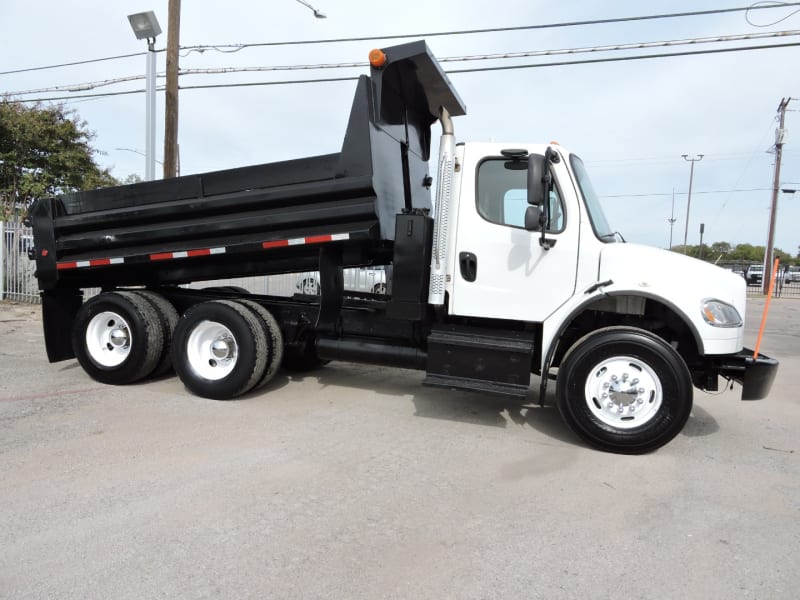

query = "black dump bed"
[29, 41, 465, 291]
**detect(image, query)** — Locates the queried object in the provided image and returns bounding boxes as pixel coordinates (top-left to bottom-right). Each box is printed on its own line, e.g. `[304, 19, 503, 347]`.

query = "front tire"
[556, 326, 693, 454]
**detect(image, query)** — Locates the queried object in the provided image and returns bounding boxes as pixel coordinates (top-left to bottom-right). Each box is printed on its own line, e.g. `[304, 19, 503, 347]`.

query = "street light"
[294, 0, 326, 18]
[127, 11, 161, 181]
[681, 154, 703, 253]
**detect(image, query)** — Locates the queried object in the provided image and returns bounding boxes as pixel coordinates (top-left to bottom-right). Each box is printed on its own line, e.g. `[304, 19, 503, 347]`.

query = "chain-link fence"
[717, 261, 800, 298]
[1, 220, 39, 303]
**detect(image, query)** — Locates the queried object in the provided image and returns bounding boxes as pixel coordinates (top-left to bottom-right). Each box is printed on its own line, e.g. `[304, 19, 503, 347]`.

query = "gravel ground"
[0, 297, 798, 600]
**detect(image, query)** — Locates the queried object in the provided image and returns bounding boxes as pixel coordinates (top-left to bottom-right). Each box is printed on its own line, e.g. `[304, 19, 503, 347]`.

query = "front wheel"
[556, 327, 693, 454]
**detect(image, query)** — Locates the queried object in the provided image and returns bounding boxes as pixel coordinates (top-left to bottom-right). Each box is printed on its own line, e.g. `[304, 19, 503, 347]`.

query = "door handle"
[459, 252, 477, 282]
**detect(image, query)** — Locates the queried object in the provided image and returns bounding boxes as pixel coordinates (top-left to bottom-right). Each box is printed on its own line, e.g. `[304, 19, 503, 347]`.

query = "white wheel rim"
[302, 279, 318, 294]
[85, 311, 131, 367]
[584, 355, 663, 429]
[185, 320, 238, 381]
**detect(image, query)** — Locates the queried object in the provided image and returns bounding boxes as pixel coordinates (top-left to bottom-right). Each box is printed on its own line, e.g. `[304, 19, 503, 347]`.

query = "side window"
[477, 159, 564, 232]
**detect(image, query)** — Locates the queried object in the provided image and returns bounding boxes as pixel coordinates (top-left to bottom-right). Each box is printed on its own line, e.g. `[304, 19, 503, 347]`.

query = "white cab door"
[450, 147, 580, 322]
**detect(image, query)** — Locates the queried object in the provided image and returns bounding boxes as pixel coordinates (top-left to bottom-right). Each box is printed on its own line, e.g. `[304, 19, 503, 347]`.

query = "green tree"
[0, 100, 118, 219]
[728, 243, 764, 263]
[710, 241, 731, 257]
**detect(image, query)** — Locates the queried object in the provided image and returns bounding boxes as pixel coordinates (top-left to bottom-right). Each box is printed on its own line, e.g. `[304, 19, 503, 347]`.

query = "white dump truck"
[27, 41, 777, 453]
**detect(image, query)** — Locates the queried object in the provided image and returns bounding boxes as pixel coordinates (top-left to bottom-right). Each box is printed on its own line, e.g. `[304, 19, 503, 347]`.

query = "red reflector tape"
[305, 235, 333, 244]
[262, 233, 349, 249]
[150, 247, 225, 261]
[262, 240, 289, 249]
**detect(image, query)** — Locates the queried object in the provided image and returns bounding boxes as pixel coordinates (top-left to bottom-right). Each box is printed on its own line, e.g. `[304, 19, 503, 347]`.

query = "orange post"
[753, 258, 780, 359]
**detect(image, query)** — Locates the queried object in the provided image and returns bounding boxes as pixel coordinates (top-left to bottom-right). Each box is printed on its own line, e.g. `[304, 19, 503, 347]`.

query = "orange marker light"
[369, 48, 387, 68]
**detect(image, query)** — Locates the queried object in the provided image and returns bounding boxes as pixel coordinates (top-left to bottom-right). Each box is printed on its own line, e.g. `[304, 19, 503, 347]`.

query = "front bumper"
[717, 348, 779, 401]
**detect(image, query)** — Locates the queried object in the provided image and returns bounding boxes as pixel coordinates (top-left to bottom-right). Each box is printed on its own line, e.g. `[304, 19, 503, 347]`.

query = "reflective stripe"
[262, 233, 349, 248]
[55, 234, 349, 271]
[57, 257, 125, 270]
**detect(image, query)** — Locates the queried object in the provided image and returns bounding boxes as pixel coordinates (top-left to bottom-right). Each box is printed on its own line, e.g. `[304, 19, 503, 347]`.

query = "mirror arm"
[539, 146, 560, 250]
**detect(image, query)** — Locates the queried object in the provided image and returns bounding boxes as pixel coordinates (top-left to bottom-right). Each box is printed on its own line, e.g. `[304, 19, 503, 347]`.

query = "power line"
[0, 51, 150, 76]
[11, 30, 798, 97]
[445, 41, 800, 75]
[601, 188, 772, 199]
[179, 2, 800, 53]
[5, 2, 800, 76]
[13, 40, 800, 104]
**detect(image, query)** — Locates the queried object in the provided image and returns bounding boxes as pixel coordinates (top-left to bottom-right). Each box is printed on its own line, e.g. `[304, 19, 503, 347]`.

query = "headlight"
[701, 299, 742, 328]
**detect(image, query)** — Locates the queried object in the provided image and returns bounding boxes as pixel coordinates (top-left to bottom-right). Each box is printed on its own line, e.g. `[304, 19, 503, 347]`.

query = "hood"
[598, 243, 747, 324]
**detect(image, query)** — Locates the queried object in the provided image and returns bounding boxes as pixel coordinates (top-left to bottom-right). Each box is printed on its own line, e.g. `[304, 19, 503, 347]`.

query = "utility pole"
[668, 188, 677, 249]
[681, 154, 703, 253]
[763, 97, 791, 294]
[163, 0, 181, 179]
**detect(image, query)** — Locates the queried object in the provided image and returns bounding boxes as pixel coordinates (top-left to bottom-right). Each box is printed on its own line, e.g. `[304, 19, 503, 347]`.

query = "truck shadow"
[282, 362, 721, 446]
[286, 362, 582, 447]
[681, 403, 720, 437]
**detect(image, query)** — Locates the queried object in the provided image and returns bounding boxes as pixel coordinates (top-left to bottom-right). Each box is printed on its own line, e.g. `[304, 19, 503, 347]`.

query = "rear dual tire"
[72, 291, 165, 385]
[171, 300, 283, 399]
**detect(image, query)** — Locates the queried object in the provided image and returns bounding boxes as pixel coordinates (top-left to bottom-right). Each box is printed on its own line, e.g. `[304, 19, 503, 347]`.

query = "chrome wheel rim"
[185, 320, 238, 381]
[85, 311, 131, 367]
[584, 355, 663, 429]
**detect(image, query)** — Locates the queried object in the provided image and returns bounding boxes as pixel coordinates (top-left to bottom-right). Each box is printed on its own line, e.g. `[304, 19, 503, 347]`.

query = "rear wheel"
[556, 326, 693, 454]
[171, 300, 268, 399]
[129, 290, 179, 377]
[238, 299, 284, 388]
[203, 286, 251, 295]
[72, 291, 164, 385]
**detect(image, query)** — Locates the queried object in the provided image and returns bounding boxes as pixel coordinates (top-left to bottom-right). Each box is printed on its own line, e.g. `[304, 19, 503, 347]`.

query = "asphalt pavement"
[0, 297, 798, 599]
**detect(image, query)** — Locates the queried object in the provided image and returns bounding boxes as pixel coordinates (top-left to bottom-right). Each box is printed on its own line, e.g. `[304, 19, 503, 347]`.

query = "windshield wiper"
[600, 231, 626, 242]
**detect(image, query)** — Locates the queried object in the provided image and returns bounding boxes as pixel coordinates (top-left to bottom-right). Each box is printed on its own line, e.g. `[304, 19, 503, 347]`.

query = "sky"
[2, 0, 799, 257]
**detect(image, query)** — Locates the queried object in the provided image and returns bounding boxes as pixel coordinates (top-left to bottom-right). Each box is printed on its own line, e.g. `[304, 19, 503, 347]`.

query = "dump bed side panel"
[30, 40, 466, 291]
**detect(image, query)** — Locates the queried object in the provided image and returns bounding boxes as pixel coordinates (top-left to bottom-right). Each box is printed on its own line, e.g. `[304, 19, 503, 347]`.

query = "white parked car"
[296, 266, 388, 295]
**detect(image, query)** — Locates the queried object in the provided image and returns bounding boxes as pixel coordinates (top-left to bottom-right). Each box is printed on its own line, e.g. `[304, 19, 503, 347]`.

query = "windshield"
[570, 155, 616, 242]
